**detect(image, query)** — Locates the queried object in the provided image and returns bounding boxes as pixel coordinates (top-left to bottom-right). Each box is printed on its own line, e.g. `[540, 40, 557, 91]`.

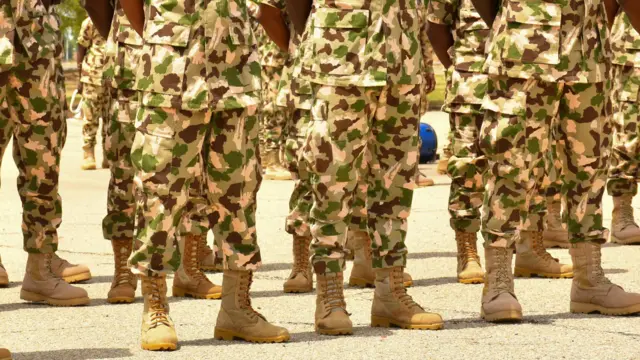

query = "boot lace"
[457, 232, 480, 268]
[320, 274, 348, 313]
[238, 272, 266, 320]
[494, 249, 513, 293]
[391, 268, 423, 311]
[114, 241, 133, 287]
[591, 245, 612, 286]
[187, 235, 209, 283]
[619, 197, 638, 229]
[200, 236, 213, 258]
[531, 232, 557, 263]
[291, 237, 311, 278]
[146, 277, 171, 329]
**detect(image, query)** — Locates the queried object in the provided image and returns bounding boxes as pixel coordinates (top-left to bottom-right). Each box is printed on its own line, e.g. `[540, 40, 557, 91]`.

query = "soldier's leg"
[100, 85, 111, 169]
[208, 105, 289, 343]
[447, 111, 486, 284]
[366, 83, 443, 330]
[104, 89, 139, 303]
[0, 77, 11, 287]
[81, 83, 100, 170]
[558, 81, 640, 315]
[542, 125, 569, 248]
[283, 108, 314, 293]
[479, 77, 559, 322]
[6, 50, 89, 306]
[608, 66, 640, 244]
[262, 65, 290, 180]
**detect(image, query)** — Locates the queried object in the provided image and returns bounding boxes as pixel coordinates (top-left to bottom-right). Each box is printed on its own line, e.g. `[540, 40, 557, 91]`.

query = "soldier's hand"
[78, 82, 84, 94]
[425, 73, 436, 95]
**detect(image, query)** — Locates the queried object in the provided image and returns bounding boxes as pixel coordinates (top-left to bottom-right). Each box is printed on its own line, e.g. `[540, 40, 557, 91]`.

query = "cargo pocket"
[502, 0, 561, 65]
[306, 8, 370, 76]
[131, 113, 177, 195]
[16, 6, 58, 61]
[446, 71, 489, 107]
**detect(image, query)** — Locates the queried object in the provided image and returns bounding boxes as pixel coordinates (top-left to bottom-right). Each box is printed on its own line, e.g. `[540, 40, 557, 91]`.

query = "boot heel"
[172, 287, 186, 298]
[20, 290, 45, 303]
[570, 301, 598, 314]
[371, 316, 391, 328]
[513, 268, 532, 278]
[214, 328, 236, 341]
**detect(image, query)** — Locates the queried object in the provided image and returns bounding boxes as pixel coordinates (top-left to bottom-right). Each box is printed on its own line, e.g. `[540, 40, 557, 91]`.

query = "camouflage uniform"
[480, 0, 612, 246]
[0, 0, 66, 254]
[128, 0, 263, 275]
[607, 12, 640, 197]
[253, 10, 290, 166]
[419, 3, 435, 117]
[78, 17, 109, 154]
[427, 0, 489, 234]
[102, 0, 143, 243]
[294, 0, 423, 273]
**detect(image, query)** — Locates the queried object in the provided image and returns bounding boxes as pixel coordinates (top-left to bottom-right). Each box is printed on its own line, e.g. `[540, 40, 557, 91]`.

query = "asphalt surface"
[1, 112, 640, 360]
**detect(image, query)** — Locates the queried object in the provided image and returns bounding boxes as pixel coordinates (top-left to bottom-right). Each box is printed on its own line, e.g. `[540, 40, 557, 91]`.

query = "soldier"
[290, 0, 444, 334]
[471, 0, 640, 322]
[121, 0, 290, 350]
[607, 8, 640, 245]
[0, 0, 90, 307]
[77, 17, 110, 170]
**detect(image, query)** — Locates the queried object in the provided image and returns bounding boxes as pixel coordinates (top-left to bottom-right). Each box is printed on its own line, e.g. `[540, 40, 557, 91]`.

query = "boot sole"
[458, 277, 484, 284]
[20, 290, 90, 306]
[0, 278, 8, 287]
[371, 316, 443, 330]
[404, 280, 413, 288]
[172, 287, 221, 300]
[214, 328, 290, 343]
[480, 309, 522, 322]
[570, 302, 640, 315]
[107, 296, 135, 304]
[514, 268, 573, 279]
[283, 285, 313, 293]
[542, 240, 570, 249]
[348, 277, 374, 288]
[81, 166, 96, 171]
[141, 342, 177, 351]
[200, 266, 223, 272]
[610, 235, 640, 245]
[63, 272, 92, 284]
[314, 326, 353, 336]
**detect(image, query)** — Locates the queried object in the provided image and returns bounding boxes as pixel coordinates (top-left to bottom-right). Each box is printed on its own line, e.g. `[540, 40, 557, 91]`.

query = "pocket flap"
[312, 8, 370, 29]
[482, 88, 527, 116]
[117, 25, 143, 46]
[145, 21, 191, 47]
[620, 75, 640, 103]
[506, 0, 561, 26]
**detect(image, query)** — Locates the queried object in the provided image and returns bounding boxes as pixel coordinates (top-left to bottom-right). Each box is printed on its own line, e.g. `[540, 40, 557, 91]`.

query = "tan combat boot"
[140, 274, 178, 351]
[108, 239, 137, 304]
[199, 236, 223, 272]
[50, 253, 92, 283]
[81, 147, 96, 170]
[437, 158, 448, 175]
[344, 232, 354, 261]
[0, 348, 11, 360]
[20, 253, 90, 306]
[610, 194, 640, 245]
[481, 246, 522, 322]
[515, 231, 573, 278]
[415, 169, 435, 188]
[264, 152, 292, 180]
[0, 255, 8, 287]
[543, 197, 569, 248]
[455, 231, 485, 284]
[172, 234, 222, 299]
[214, 270, 290, 342]
[315, 272, 353, 335]
[283, 235, 313, 293]
[569, 242, 640, 315]
[348, 231, 413, 288]
[371, 267, 443, 330]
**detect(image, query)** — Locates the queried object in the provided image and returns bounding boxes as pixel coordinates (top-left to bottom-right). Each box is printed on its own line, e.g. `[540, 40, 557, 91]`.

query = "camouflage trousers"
[81, 82, 110, 151]
[480, 77, 612, 247]
[102, 89, 138, 241]
[260, 66, 287, 162]
[608, 65, 640, 197]
[446, 110, 487, 233]
[129, 105, 262, 275]
[304, 84, 420, 274]
[0, 52, 66, 254]
[285, 108, 313, 237]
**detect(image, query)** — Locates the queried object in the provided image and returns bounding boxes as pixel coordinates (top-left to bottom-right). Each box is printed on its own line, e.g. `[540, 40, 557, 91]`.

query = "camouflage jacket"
[0, 0, 61, 73]
[103, 0, 143, 91]
[483, 0, 610, 83]
[253, 0, 289, 68]
[427, 0, 488, 113]
[610, 11, 640, 68]
[426, 0, 488, 73]
[134, 0, 261, 111]
[78, 17, 107, 85]
[294, 0, 423, 87]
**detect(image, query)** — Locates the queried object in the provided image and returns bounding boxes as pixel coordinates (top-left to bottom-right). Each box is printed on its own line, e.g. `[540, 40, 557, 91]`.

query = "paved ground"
[1, 113, 640, 360]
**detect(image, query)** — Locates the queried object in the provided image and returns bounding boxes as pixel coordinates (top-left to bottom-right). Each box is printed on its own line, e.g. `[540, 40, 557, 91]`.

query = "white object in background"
[69, 89, 83, 115]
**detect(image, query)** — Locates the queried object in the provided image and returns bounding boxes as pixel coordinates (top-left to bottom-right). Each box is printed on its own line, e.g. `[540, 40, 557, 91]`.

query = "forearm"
[83, 0, 115, 39]
[257, 4, 290, 51]
[121, 0, 145, 37]
[426, 22, 454, 69]
[286, 0, 312, 35]
[471, 0, 499, 27]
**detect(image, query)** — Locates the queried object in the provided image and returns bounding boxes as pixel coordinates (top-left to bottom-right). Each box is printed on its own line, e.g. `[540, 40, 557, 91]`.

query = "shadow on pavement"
[15, 348, 132, 360]
[410, 277, 458, 288]
[408, 251, 457, 259]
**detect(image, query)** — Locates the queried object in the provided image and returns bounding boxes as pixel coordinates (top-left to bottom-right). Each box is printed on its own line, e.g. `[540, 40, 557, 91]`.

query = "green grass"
[427, 72, 446, 111]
